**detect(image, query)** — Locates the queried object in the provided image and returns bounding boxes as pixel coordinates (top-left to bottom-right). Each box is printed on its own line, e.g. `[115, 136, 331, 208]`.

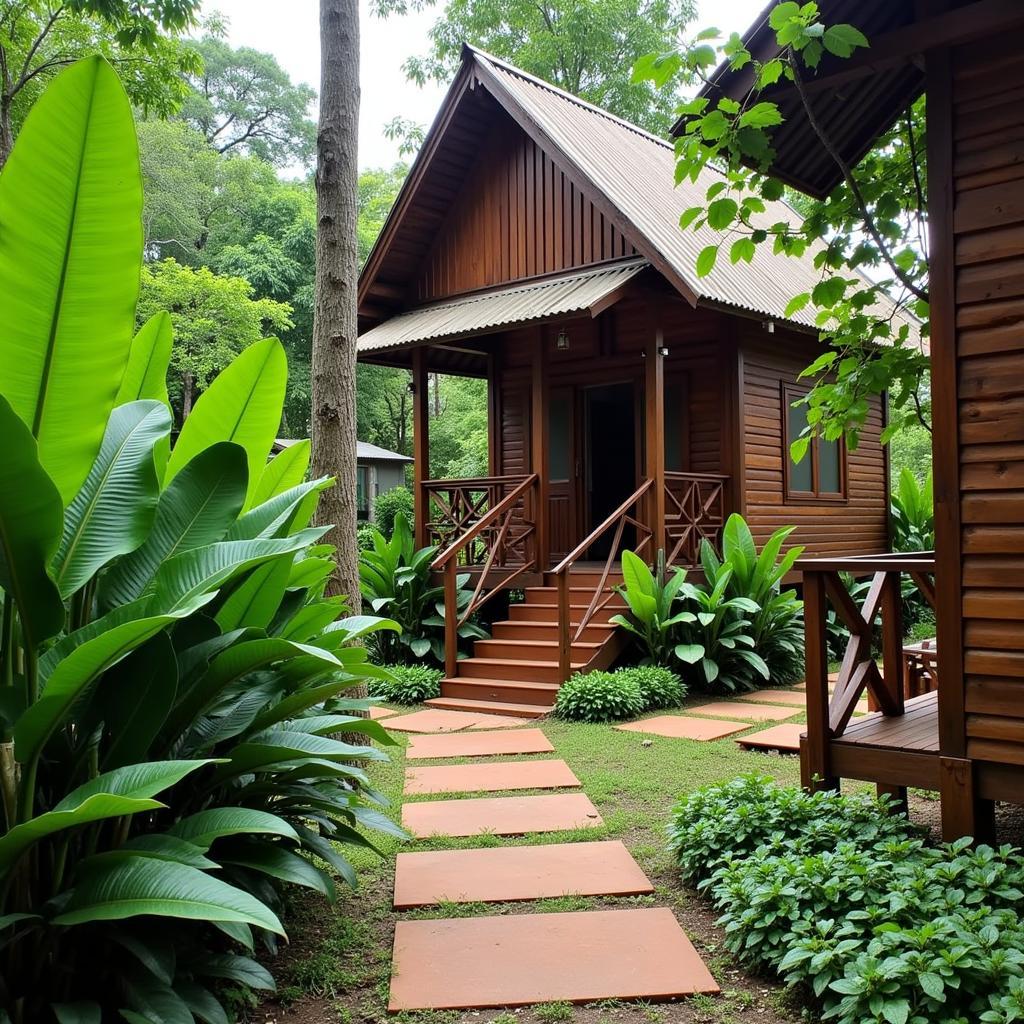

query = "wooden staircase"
[425, 570, 627, 718]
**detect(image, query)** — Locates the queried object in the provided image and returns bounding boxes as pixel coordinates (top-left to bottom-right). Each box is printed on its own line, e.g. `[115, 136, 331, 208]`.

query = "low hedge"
[368, 664, 443, 705]
[670, 774, 1024, 1024]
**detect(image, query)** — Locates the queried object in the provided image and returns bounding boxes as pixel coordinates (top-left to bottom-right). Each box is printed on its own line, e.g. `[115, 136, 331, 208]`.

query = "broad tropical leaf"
[116, 312, 172, 407]
[52, 401, 171, 597]
[226, 477, 332, 541]
[221, 841, 334, 899]
[101, 442, 248, 608]
[0, 396, 65, 648]
[168, 808, 299, 849]
[253, 439, 310, 507]
[214, 556, 292, 631]
[0, 57, 142, 503]
[53, 856, 285, 935]
[165, 338, 288, 508]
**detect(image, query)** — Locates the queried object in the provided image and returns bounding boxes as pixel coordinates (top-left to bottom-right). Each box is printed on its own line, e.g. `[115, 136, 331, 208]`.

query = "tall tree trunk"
[312, 0, 360, 613]
[181, 371, 195, 421]
[0, 95, 13, 171]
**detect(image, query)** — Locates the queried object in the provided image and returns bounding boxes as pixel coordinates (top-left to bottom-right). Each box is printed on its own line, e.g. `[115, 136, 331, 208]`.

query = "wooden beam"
[530, 330, 549, 570]
[802, 571, 838, 792]
[645, 328, 666, 556]
[412, 347, 430, 548]
[940, 756, 996, 843]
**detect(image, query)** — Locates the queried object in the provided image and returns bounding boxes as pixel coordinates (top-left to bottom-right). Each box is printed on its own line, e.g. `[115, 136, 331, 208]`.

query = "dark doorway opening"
[584, 382, 637, 559]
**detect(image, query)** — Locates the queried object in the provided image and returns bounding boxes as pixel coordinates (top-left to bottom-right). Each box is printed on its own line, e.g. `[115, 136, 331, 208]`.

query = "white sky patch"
[202, 0, 766, 173]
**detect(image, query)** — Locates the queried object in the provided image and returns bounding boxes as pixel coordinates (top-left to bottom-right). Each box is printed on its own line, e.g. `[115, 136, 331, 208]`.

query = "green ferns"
[0, 59, 401, 1023]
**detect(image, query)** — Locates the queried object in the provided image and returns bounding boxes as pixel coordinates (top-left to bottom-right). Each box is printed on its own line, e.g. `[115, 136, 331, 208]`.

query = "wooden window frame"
[782, 383, 848, 504]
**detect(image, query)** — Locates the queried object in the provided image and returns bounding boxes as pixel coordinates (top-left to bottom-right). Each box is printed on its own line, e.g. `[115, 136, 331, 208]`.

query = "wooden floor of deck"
[826, 692, 942, 790]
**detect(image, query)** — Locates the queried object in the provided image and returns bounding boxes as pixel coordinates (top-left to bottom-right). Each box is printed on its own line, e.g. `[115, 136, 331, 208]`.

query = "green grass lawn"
[263, 699, 814, 1024]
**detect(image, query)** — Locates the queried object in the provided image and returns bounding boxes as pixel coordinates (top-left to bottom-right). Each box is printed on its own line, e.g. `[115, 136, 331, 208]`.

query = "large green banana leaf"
[226, 476, 332, 541]
[165, 338, 287, 508]
[214, 556, 292, 631]
[168, 807, 298, 849]
[253, 439, 310, 507]
[14, 595, 215, 765]
[52, 855, 285, 935]
[116, 312, 173, 407]
[218, 730, 382, 778]
[220, 841, 334, 900]
[0, 761, 209, 875]
[0, 57, 143, 504]
[100, 442, 248, 609]
[52, 401, 170, 598]
[0, 396, 65, 649]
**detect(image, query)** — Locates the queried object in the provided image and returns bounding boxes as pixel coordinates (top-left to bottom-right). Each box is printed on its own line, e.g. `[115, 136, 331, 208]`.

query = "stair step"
[492, 620, 617, 642]
[440, 676, 560, 706]
[526, 586, 626, 602]
[473, 638, 603, 661]
[459, 658, 585, 683]
[424, 697, 552, 718]
[508, 603, 621, 624]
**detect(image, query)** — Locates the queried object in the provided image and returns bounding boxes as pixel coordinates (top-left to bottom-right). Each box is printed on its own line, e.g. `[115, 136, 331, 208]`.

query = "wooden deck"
[827, 693, 942, 791]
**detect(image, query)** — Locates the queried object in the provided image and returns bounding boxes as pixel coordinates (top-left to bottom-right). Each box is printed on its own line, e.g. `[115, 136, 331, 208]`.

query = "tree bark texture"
[312, 0, 360, 611]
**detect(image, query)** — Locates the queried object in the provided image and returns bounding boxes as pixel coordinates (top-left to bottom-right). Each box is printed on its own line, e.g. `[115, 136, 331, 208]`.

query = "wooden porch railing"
[550, 479, 655, 681]
[664, 471, 728, 567]
[430, 474, 539, 677]
[799, 552, 937, 792]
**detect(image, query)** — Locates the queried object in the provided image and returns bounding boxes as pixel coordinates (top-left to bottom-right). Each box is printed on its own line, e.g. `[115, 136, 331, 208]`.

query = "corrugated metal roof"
[358, 259, 649, 353]
[471, 48, 911, 333]
[274, 438, 412, 462]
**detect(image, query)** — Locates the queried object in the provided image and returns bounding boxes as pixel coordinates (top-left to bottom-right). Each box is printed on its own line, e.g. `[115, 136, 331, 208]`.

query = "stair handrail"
[550, 478, 655, 679]
[431, 473, 539, 677]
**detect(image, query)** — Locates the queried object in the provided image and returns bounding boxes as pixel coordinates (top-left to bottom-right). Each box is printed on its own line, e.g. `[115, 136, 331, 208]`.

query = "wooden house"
[699, 0, 1024, 839]
[357, 46, 894, 717]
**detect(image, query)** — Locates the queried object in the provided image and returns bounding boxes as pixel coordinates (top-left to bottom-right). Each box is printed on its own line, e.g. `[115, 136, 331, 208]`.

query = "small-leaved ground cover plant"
[670, 775, 1024, 1024]
[553, 666, 685, 722]
[369, 664, 444, 704]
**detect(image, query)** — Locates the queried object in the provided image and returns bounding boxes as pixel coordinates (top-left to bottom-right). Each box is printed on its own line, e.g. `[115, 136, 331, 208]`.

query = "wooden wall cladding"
[415, 122, 637, 302]
[740, 331, 888, 558]
[950, 38, 1024, 758]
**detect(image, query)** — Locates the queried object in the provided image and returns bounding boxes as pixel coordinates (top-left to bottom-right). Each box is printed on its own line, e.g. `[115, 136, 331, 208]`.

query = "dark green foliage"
[670, 775, 1024, 1024]
[617, 665, 685, 710]
[891, 468, 934, 553]
[553, 670, 645, 723]
[357, 523, 378, 550]
[370, 664, 444, 704]
[373, 485, 414, 536]
[358, 514, 487, 665]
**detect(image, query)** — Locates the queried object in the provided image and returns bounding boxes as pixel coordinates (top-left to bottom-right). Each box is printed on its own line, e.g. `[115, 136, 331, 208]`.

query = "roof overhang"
[358, 259, 650, 356]
[674, 0, 1024, 199]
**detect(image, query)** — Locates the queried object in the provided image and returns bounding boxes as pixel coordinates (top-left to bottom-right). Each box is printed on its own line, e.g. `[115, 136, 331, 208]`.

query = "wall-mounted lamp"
[556, 328, 570, 351]
[659, 346, 669, 357]
[764, 320, 776, 334]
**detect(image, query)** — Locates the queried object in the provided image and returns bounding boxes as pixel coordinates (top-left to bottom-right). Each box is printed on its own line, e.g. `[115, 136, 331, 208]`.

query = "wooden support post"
[940, 756, 996, 843]
[645, 330, 666, 557]
[531, 332, 549, 571]
[802, 571, 838, 791]
[876, 782, 909, 817]
[412, 347, 429, 549]
[443, 563, 458, 679]
[879, 571, 906, 715]
[557, 572, 571, 682]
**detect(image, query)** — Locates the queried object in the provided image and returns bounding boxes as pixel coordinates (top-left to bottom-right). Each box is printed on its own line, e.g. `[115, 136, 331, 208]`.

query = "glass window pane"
[787, 399, 812, 492]
[356, 466, 368, 512]
[819, 438, 841, 494]
[664, 381, 683, 472]
[549, 395, 571, 481]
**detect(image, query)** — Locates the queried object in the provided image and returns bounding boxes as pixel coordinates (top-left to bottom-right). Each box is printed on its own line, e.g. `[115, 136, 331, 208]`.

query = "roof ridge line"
[463, 44, 675, 153]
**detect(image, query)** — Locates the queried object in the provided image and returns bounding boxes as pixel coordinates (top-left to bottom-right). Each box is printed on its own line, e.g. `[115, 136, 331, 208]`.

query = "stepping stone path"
[389, 713, 719, 1010]
[615, 714, 750, 740]
[405, 727, 553, 760]
[393, 840, 652, 908]
[736, 722, 806, 753]
[691, 700, 797, 722]
[369, 706, 398, 720]
[736, 688, 807, 707]
[404, 758, 580, 795]
[386, 708, 527, 733]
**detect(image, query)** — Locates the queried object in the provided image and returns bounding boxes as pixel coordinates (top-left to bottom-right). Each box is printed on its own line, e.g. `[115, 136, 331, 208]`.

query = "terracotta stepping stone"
[691, 700, 797, 722]
[615, 715, 750, 741]
[406, 728, 554, 760]
[388, 907, 718, 1010]
[393, 840, 652, 908]
[404, 758, 580, 795]
[385, 708, 527, 733]
[369, 705, 397, 719]
[736, 723, 805, 753]
[736, 689, 806, 707]
[402, 793, 602, 838]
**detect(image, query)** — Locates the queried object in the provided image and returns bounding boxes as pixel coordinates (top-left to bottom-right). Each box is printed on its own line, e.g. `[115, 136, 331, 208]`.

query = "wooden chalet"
[357, 46, 894, 717]
[701, 0, 1024, 839]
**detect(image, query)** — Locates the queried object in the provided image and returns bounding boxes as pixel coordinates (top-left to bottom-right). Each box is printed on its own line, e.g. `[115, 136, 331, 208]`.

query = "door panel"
[584, 382, 638, 559]
[547, 387, 577, 562]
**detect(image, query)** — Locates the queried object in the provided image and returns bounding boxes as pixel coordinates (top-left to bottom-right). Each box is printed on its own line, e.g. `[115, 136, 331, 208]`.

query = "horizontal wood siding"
[951, 38, 1024, 761]
[415, 122, 636, 302]
[740, 331, 888, 558]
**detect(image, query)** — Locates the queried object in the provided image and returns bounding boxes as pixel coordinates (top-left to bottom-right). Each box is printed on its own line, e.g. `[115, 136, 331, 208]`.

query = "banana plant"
[0, 58, 400, 1024]
[611, 549, 696, 666]
[890, 468, 934, 552]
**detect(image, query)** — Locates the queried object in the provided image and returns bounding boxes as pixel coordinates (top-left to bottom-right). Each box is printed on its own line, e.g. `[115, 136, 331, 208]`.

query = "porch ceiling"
[357, 259, 649, 355]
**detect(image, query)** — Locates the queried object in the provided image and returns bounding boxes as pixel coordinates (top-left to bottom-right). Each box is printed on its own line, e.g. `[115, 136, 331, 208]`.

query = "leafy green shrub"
[373, 484, 414, 536]
[553, 670, 644, 723]
[370, 664, 444, 704]
[670, 776, 1024, 1024]
[618, 665, 685, 710]
[359, 514, 487, 664]
[0, 59, 401, 1023]
[357, 523, 378, 550]
[611, 549, 694, 665]
[891, 467, 934, 552]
